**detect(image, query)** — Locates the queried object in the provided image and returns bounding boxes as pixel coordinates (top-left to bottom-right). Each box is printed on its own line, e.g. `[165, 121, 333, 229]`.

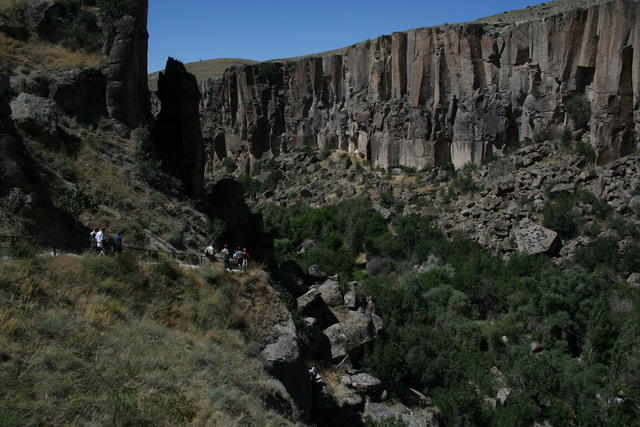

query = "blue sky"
[148, 0, 546, 72]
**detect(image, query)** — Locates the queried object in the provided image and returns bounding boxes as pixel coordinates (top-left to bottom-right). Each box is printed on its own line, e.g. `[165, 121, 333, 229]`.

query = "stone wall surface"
[200, 0, 639, 170]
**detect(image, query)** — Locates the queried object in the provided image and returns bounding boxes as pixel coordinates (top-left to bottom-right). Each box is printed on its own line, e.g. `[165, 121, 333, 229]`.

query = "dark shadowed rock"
[0, 12, 28, 40]
[152, 57, 204, 196]
[271, 260, 310, 297]
[205, 179, 273, 263]
[50, 68, 107, 123]
[297, 288, 321, 312]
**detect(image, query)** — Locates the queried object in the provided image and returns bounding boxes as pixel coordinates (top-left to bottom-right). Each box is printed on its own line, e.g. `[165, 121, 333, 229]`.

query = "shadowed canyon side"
[200, 0, 639, 171]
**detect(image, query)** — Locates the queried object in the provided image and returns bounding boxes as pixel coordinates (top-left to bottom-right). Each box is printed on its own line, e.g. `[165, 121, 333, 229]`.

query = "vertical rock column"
[102, 0, 151, 128]
[152, 58, 204, 198]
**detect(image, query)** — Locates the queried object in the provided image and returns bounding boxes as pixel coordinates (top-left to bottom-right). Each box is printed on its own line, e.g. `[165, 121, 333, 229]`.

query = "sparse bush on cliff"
[256, 62, 277, 82]
[574, 140, 596, 163]
[60, 9, 103, 52]
[542, 192, 584, 238]
[565, 94, 591, 129]
[98, 0, 136, 19]
[451, 163, 479, 195]
[133, 127, 183, 196]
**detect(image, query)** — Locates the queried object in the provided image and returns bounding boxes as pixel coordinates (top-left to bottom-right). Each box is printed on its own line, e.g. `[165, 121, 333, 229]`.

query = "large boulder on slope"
[514, 225, 561, 256]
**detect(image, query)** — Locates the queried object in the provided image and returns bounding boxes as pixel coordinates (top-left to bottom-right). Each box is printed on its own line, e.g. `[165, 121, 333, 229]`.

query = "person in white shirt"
[95, 228, 105, 254]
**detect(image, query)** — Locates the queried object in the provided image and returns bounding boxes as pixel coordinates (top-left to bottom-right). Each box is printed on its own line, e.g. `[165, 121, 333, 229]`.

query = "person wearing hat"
[221, 244, 230, 269]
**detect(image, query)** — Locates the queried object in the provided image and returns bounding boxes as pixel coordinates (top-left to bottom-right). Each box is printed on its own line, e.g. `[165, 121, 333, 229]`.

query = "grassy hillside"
[0, 254, 292, 425]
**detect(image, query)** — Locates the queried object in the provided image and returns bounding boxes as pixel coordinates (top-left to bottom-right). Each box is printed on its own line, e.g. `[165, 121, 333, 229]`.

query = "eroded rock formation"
[102, 0, 150, 128]
[201, 0, 639, 170]
[152, 57, 204, 197]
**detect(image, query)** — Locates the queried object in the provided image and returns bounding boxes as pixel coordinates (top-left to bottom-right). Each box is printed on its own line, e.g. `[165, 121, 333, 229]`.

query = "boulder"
[349, 372, 382, 393]
[322, 310, 375, 360]
[629, 196, 640, 210]
[344, 289, 357, 309]
[549, 183, 575, 194]
[261, 319, 299, 365]
[496, 388, 512, 406]
[317, 277, 343, 307]
[297, 288, 321, 312]
[494, 180, 515, 196]
[514, 225, 561, 256]
[297, 239, 316, 254]
[626, 273, 640, 288]
[332, 383, 364, 411]
[10, 93, 58, 138]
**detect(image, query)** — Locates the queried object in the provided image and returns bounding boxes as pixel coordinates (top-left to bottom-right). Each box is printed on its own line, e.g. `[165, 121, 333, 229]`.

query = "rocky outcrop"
[201, 0, 639, 171]
[50, 68, 107, 124]
[10, 93, 58, 140]
[152, 57, 204, 196]
[102, 0, 150, 128]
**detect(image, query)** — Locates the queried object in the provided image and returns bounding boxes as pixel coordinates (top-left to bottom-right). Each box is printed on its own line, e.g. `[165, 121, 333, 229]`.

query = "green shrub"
[133, 127, 183, 195]
[452, 163, 478, 194]
[565, 94, 591, 129]
[58, 184, 99, 218]
[256, 62, 277, 82]
[560, 127, 573, 147]
[206, 218, 225, 242]
[575, 237, 620, 271]
[221, 157, 236, 172]
[4, 240, 38, 258]
[574, 141, 596, 163]
[202, 266, 219, 284]
[98, 0, 136, 19]
[543, 195, 580, 238]
[61, 10, 103, 52]
[155, 256, 179, 282]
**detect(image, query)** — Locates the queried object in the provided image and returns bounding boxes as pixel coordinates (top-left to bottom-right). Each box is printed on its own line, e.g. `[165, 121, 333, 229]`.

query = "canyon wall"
[200, 0, 639, 170]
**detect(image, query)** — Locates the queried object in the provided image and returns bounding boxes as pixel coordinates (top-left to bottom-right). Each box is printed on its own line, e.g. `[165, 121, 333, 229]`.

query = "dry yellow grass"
[0, 32, 104, 72]
[0, 255, 295, 425]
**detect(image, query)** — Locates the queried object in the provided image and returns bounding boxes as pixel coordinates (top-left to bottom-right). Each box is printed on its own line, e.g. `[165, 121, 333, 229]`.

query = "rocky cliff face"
[200, 0, 639, 170]
[102, 0, 150, 128]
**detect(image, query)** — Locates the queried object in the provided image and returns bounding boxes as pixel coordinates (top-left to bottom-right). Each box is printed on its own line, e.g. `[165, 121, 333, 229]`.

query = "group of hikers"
[204, 243, 250, 271]
[89, 227, 123, 255]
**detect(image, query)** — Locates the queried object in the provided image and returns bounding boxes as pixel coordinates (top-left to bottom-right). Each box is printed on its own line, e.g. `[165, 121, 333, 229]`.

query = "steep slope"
[200, 0, 639, 172]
